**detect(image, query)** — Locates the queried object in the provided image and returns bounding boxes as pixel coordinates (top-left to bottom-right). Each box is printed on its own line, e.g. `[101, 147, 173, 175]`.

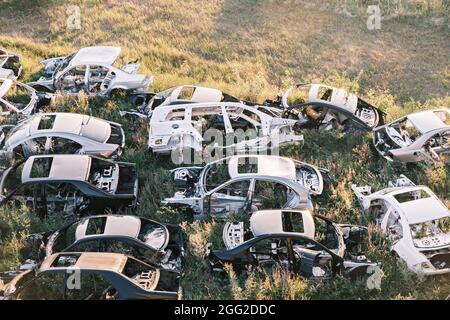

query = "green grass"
[0, 0, 449, 300]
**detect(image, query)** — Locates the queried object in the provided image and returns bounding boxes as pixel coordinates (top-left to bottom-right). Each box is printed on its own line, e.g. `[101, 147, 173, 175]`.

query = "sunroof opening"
[282, 211, 305, 233]
[51, 254, 81, 268]
[394, 190, 431, 203]
[85, 217, 107, 236]
[38, 115, 56, 130]
[30, 157, 53, 178]
[177, 86, 195, 100]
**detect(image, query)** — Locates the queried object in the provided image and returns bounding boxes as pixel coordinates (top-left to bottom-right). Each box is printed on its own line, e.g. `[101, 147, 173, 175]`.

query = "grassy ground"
[0, 0, 449, 299]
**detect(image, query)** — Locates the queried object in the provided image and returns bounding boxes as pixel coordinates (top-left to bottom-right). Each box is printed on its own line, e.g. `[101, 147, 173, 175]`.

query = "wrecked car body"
[27, 46, 153, 96]
[208, 209, 378, 279]
[0, 154, 138, 218]
[149, 102, 303, 157]
[373, 109, 449, 164]
[352, 175, 450, 276]
[164, 155, 316, 219]
[260, 84, 384, 131]
[24, 215, 184, 273]
[0, 112, 125, 161]
[0, 48, 22, 80]
[122, 85, 245, 119]
[0, 78, 39, 117]
[0, 252, 181, 300]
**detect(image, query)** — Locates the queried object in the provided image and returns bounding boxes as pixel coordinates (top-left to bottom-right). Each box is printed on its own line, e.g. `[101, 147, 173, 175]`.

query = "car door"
[247, 237, 289, 270]
[44, 182, 85, 218]
[290, 237, 338, 278]
[206, 179, 252, 217]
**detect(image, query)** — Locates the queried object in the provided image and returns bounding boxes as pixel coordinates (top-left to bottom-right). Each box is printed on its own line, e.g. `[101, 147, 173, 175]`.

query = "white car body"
[28, 46, 152, 96]
[373, 109, 449, 164]
[352, 175, 450, 275]
[164, 155, 316, 219]
[0, 112, 125, 159]
[149, 102, 303, 155]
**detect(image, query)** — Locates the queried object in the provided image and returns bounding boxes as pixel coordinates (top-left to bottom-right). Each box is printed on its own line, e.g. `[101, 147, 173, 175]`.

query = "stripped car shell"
[373, 109, 449, 164]
[149, 102, 303, 156]
[0, 154, 138, 218]
[25, 215, 185, 273]
[0, 78, 39, 117]
[28, 46, 153, 96]
[0, 112, 125, 160]
[0, 48, 22, 79]
[123, 85, 244, 119]
[352, 175, 450, 276]
[260, 84, 384, 131]
[209, 210, 378, 279]
[0, 252, 181, 300]
[164, 155, 317, 219]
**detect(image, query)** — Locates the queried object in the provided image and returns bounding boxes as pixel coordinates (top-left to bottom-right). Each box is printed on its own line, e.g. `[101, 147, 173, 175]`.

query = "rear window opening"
[30, 157, 53, 178]
[38, 115, 56, 130]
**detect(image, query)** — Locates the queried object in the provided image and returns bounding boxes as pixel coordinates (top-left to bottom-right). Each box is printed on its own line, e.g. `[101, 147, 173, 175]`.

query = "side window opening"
[49, 137, 82, 154]
[165, 108, 185, 121]
[253, 180, 291, 210]
[65, 272, 118, 300]
[22, 137, 48, 157]
[59, 66, 87, 93]
[17, 272, 65, 300]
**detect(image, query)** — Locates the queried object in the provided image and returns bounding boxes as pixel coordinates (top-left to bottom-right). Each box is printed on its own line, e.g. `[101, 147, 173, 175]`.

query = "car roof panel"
[228, 155, 296, 180]
[407, 111, 447, 134]
[69, 46, 121, 67]
[21, 155, 91, 183]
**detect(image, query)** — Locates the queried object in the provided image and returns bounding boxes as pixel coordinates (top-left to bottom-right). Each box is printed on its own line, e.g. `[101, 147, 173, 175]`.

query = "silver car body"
[28, 46, 152, 96]
[257, 83, 383, 130]
[149, 102, 303, 155]
[0, 78, 38, 117]
[0, 112, 125, 159]
[373, 108, 449, 164]
[352, 175, 450, 275]
[164, 155, 314, 219]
